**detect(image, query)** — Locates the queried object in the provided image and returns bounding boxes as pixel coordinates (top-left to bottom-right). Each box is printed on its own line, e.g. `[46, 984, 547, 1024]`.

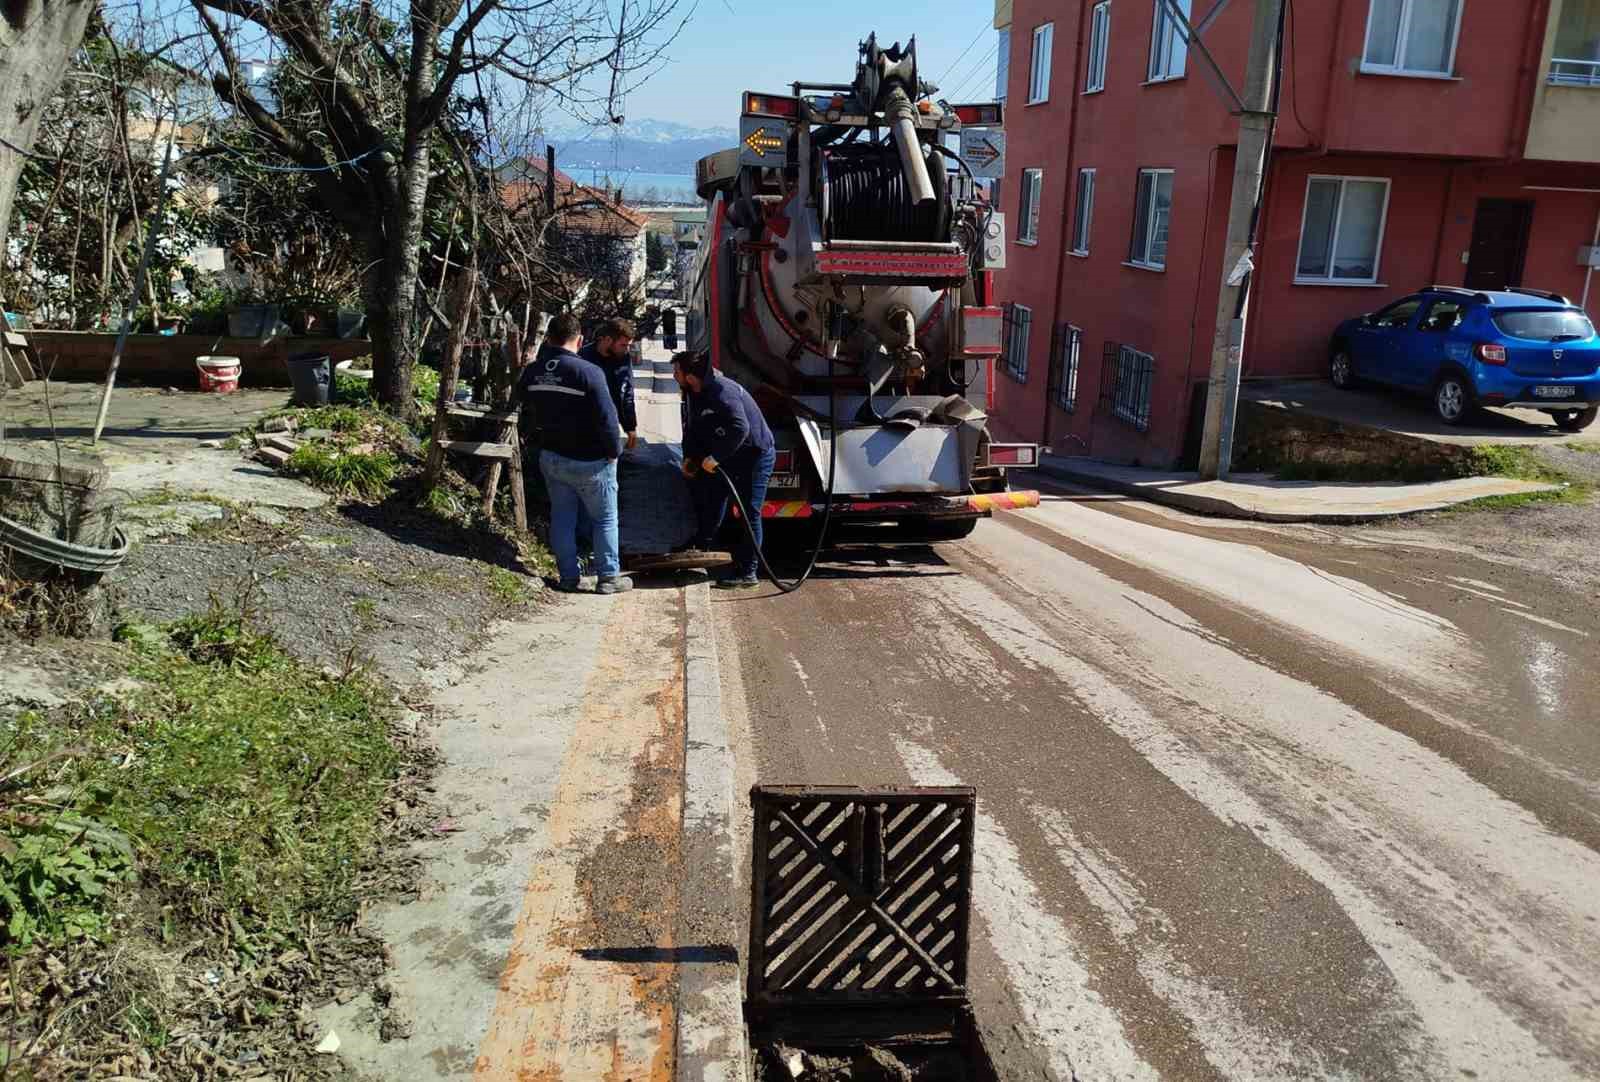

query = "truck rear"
[684, 33, 1037, 543]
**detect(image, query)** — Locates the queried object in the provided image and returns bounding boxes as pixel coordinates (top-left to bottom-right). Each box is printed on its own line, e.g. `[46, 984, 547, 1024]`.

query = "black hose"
[712, 352, 839, 594]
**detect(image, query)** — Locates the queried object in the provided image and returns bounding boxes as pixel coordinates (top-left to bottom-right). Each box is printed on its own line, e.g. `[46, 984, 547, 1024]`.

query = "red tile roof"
[501, 159, 647, 238]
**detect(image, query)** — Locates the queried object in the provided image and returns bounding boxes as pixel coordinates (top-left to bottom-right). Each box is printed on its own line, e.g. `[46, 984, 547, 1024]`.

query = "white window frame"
[1128, 168, 1174, 270]
[1293, 174, 1393, 286]
[1004, 304, 1033, 383]
[1028, 23, 1055, 104]
[1147, 0, 1190, 83]
[1018, 168, 1043, 245]
[1071, 168, 1096, 255]
[1361, 0, 1464, 79]
[1086, 2, 1111, 94]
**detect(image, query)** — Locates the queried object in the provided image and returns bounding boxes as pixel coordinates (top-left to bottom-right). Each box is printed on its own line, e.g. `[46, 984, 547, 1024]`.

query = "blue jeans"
[540, 451, 620, 582]
[693, 445, 776, 578]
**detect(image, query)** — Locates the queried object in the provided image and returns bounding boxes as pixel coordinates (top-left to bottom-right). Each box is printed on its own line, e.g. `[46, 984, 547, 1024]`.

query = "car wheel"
[1553, 406, 1599, 433]
[1330, 349, 1357, 390]
[1433, 373, 1473, 426]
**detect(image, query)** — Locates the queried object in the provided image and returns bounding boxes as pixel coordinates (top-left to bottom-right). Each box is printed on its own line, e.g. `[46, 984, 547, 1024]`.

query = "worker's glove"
[701, 456, 719, 474]
[681, 459, 698, 478]
[626, 432, 638, 451]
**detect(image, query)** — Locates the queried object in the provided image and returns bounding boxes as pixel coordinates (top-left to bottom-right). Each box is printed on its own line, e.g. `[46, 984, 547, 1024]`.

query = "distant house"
[498, 158, 650, 295]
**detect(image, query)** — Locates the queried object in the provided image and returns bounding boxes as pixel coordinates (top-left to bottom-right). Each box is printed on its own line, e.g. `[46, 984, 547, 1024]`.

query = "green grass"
[1458, 444, 1566, 482]
[2, 614, 398, 950]
[1564, 441, 1600, 454]
[486, 567, 533, 605]
[1273, 444, 1579, 487]
[283, 443, 399, 499]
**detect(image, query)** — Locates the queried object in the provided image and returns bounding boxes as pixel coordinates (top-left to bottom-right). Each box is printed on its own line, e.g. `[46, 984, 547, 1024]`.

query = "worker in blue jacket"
[517, 313, 632, 595]
[578, 317, 638, 451]
[672, 350, 776, 590]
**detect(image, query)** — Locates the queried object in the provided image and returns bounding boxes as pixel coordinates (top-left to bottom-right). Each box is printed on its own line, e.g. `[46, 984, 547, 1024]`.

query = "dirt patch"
[112, 495, 539, 685]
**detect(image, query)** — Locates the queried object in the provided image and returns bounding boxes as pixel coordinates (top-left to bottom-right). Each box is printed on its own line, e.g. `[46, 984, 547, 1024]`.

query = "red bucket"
[196, 355, 242, 393]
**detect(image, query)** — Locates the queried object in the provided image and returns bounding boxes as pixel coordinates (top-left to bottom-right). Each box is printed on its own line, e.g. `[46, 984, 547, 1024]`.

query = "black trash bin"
[287, 352, 332, 406]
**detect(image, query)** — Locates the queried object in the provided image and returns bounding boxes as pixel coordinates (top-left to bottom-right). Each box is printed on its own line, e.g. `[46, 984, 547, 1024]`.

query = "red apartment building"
[990, 0, 1600, 466]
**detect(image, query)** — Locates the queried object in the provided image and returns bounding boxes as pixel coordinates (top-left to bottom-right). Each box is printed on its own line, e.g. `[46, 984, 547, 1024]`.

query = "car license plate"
[1533, 385, 1577, 399]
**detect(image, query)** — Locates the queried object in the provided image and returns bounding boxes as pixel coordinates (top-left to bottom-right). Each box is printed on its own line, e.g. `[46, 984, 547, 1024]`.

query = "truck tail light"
[950, 103, 1003, 126]
[773, 449, 795, 473]
[986, 444, 1037, 467]
[1476, 343, 1508, 365]
[745, 92, 798, 118]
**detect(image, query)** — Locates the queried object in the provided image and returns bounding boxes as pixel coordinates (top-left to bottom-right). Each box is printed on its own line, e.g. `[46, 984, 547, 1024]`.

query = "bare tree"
[0, 1, 99, 262]
[167, 0, 686, 418]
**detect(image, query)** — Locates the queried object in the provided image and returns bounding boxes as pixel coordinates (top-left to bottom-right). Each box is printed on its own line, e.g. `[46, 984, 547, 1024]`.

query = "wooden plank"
[446, 406, 519, 423]
[437, 440, 513, 460]
[507, 433, 528, 532]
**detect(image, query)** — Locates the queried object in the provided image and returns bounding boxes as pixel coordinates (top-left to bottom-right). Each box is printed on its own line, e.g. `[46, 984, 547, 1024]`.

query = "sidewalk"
[1036, 455, 1562, 523]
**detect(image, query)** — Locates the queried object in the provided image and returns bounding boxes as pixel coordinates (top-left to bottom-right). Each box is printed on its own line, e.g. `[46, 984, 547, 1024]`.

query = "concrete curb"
[676, 581, 750, 1081]
[1034, 456, 1561, 524]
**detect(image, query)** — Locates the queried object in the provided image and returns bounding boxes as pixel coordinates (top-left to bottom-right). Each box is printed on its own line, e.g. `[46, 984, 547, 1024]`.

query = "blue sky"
[618, 1, 1003, 129]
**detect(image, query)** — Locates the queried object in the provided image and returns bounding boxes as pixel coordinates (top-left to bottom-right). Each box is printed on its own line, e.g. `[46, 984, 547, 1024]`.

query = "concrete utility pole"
[1196, 0, 1285, 480]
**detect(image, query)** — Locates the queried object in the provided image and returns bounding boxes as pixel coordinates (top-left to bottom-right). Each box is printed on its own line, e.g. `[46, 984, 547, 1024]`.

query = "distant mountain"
[542, 117, 737, 176]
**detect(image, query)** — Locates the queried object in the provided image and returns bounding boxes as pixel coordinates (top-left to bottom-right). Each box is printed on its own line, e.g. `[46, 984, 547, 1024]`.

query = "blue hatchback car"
[1330, 286, 1600, 431]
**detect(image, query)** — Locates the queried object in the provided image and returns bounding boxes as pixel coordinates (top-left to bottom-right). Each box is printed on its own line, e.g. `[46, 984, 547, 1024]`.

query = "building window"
[1028, 23, 1055, 104]
[1003, 304, 1033, 383]
[1071, 168, 1095, 254]
[1551, 0, 1600, 86]
[1108, 343, 1155, 430]
[1148, 0, 1190, 82]
[1018, 168, 1043, 244]
[996, 28, 1011, 101]
[1362, 0, 1462, 77]
[1295, 175, 1391, 284]
[1128, 168, 1174, 269]
[1086, 2, 1111, 93]
[1051, 325, 1082, 412]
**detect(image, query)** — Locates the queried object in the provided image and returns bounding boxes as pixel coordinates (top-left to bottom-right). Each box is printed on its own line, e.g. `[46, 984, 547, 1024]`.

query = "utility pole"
[1196, 0, 1285, 480]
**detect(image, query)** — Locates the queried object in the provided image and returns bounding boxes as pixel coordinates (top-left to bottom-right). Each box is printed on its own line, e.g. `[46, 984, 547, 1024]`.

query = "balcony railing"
[1550, 58, 1600, 86]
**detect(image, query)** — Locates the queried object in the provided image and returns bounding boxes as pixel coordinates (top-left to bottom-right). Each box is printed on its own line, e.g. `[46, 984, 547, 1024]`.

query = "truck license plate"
[1533, 385, 1576, 399]
[768, 473, 799, 489]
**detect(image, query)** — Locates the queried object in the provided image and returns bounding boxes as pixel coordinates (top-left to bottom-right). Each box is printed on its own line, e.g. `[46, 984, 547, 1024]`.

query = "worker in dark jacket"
[578, 317, 638, 451]
[673, 350, 776, 590]
[517, 313, 632, 595]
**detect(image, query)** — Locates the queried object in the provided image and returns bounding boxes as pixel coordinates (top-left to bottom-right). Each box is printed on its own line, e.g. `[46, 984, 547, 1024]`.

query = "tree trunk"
[0, 0, 96, 265]
[366, 148, 431, 417]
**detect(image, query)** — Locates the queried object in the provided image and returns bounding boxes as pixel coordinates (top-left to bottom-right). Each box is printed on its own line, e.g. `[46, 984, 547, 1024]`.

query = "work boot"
[596, 575, 635, 595]
[553, 578, 581, 593]
[713, 572, 760, 591]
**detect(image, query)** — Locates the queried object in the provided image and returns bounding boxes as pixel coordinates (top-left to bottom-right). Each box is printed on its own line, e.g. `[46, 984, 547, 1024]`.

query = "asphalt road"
[715, 488, 1600, 1081]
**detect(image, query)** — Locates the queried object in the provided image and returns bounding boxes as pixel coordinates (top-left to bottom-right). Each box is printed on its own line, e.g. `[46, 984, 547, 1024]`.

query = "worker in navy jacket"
[578, 317, 638, 451]
[516, 313, 632, 595]
[672, 350, 776, 590]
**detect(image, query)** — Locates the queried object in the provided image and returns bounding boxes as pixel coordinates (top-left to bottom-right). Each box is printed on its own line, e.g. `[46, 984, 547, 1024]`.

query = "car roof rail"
[1422, 284, 1493, 303]
[1505, 286, 1573, 305]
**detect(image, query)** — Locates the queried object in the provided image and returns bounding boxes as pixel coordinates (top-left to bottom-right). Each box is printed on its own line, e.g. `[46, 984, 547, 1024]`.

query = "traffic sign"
[960, 128, 1005, 179]
[740, 116, 787, 168]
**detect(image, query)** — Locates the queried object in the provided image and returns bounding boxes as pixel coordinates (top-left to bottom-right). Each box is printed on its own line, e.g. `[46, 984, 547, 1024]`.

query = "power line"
[935, 20, 993, 90]
[947, 42, 1001, 103]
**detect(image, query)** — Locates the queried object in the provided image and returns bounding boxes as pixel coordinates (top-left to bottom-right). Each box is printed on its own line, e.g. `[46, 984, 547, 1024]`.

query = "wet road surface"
[715, 487, 1600, 1080]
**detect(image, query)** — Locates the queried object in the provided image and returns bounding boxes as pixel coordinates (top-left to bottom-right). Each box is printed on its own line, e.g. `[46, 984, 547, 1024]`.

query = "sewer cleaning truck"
[684, 33, 1039, 542]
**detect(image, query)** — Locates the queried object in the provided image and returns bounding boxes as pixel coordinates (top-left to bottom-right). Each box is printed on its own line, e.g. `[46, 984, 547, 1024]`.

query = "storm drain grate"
[747, 785, 976, 1007]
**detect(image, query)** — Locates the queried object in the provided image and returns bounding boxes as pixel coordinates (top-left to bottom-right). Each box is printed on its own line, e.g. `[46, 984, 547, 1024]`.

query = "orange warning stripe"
[967, 490, 1041, 513]
[761, 500, 814, 519]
